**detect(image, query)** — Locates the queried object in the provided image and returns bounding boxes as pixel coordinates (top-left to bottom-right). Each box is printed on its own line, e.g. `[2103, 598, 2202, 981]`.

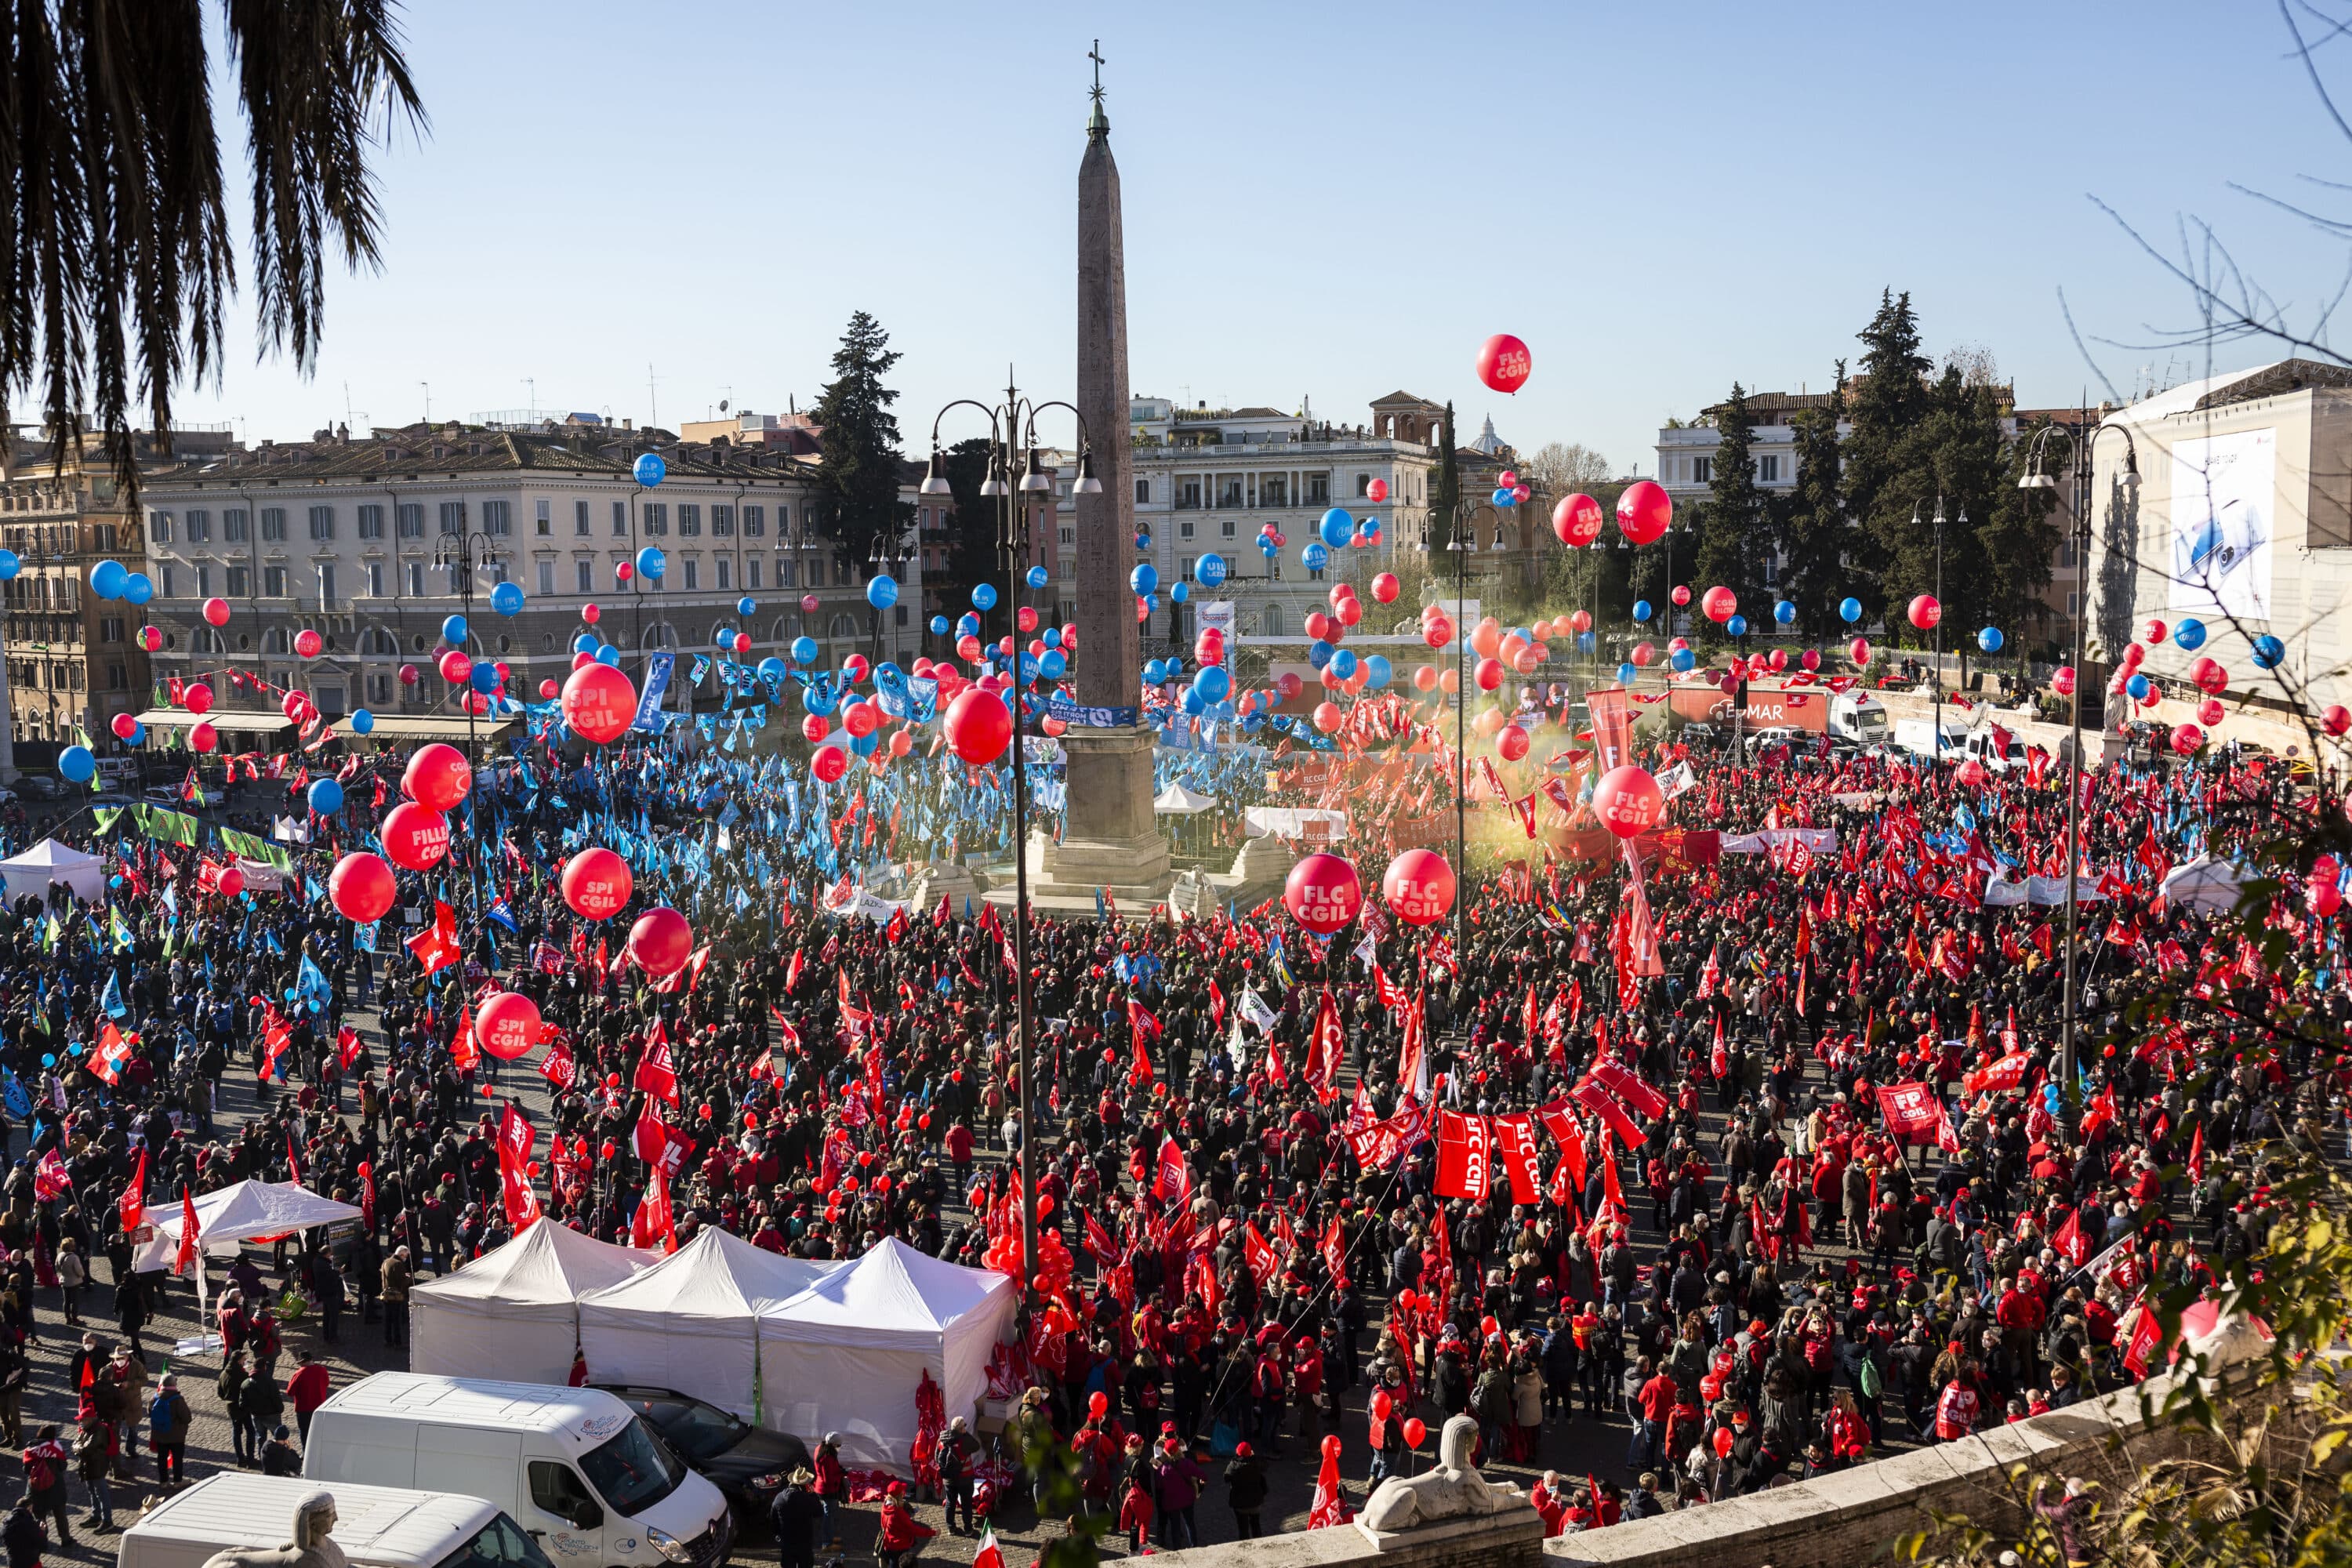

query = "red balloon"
[1592, 765, 1664, 839]
[1955, 757, 1988, 787]
[539, 679, 559, 699]
[1283, 852, 1363, 934]
[110, 713, 136, 740]
[2144, 618, 2169, 644]
[1089, 1392, 1109, 1419]
[1701, 586, 1737, 624]
[1552, 492, 1604, 547]
[812, 745, 849, 782]
[294, 628, 322, 659]
[2192, 658, 2230, 697]
[1402, 1418, 1427, 1448]
[582, 603, 601, 625]
[1616, 481, 1671, 546]
[945, 688, 1014, 765]
[1671, 585, 1692, 608]
[1714, 1428, 1734, 1458]
[562, 662, 639, 744]
[1497, 724, 1530, 761]
[1850, 637, 1871, 666]
[1475, 332, 1531, 394]
[2198, 697, 2225, 727]
[2170, 724, 2205, 756]
[475, 992, 543, 1060]
[328, 851, 397, 923]
[1907, 593, 1942, 631]
[438, 648, 474, 685]
[627, 907, 694, 977]
[1322, 1434, 1341, 1461]
[1474, 657, 1503, 691]
[561, 847, 633, 920]
[381, 802, 451, 870]
[189, 720, 218, 753]
[801, 713, 831, 744]
[399, 663, 420, 685]
[183, 681, 214, 715]
[1371, 572, 1400, 604]
[1381, 849, 1456, 926]
[2053, 666, 2077, 697]
[403, 742, 473, 811]
[201, 597, 230, 628]
[216, 866, 245, 898]
[2328, 704, 2352, 738]
[1367, 478, 1388, 502]
[1371, 1389, 1392, 1421]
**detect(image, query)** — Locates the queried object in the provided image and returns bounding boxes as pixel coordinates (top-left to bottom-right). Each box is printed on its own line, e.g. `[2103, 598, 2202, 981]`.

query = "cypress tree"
[1428, 401, 1460, 557]
[811, 310, 909, 572]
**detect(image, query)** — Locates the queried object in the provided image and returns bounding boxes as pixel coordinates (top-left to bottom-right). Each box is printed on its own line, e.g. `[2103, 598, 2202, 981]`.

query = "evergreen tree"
[1980, 417, 2066, 659]
[1776, 365, 1848, 640]
[1427, 402, 1460, 556]
[811, 310, 909, 572]
[1690, 383, 1766, 623]
[1841, 290, 1933, 625]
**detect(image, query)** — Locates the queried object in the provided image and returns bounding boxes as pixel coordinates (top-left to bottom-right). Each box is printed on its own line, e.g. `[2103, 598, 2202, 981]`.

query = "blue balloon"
[0, 551, 18, 580]
[123, 572, 153, 606]
[1839, 597, 1864, 623]
[2126, 673, 2151, 700]
[595, 644, 621, 667]
[792, 636, 818, 665]
[1143, 591, 1160, 613]
[1773, 600, 1796, 625]
[928, 615, 950, 636]
[1365, 655, 1392, 689]
[1040, 649, 1068, 681]
[737, 597, 758, 617]
[2173, 618, 2207, 652]
[635, 546, 666, 580]
[441, 614, 470, 645]
[1491, 488, 1516, 507]
[1026, 565, 1049, 590]
[757, 656, 788, 680]
[1577, 631, 1596, 654]
[490, 581, 525, 617]
[125, 720, 143, 746]
[1977, 626, 2005, 653]
[1194, 666, 1232, 704]
[1257, 535, 1279, 557]
[633, 452, 666, 487]
[38, 1056, 52, 1069]
[2253, 634, 2286, 670]
[1131, 563, 1159, 596]
[350, 709, 375, 734]
[1196, 554, 1228, 587]
[1134, 532, 1152, 551]
[1170, 582, 1189, 604]
[1671, 647, 1697, 673]
[1617, 662, 1639, 685]
[1301, 543, 1330, 572]
[1632, 599, 1653, 624]
[573, 633, 597, 655]
[851, 730, 879, 757]
[1017, 652, 1040, 684]
[469, 662, 501, 693]
[803, 684, 837, 717]
[89, 559, 126, 599]
[971, 583, 998, 611]
[1307, 639, 1334, 670]
[1726, 614, 1748, 637]
[713, 627, 735, 650]
[1181, 688, 1205, 716]
[866, 574, 899, 611]
[57, 745, 94, 783]
[1331, 649, 1359, 681]
[1042, 628, 1062, 648]
[1318, 508, 1354, 548]
[308, 778, 344, 815]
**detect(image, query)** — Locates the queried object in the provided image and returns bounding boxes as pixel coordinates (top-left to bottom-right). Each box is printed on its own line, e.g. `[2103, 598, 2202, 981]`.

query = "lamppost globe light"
[1075, 449, 1103, 495]
[920, 448, 951, 495]
[1019, 446, 1053, 493]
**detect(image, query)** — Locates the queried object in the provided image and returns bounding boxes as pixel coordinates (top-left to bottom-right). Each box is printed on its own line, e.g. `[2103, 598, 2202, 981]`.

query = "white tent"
[760, 1240, 1018, 1470]
[2162, 855, 2247, 913]
[1152, 782, 1216, 815]
[0, 839, 104, 906]
[575, 1229, 833, 1421]
[410, 1218, 659, 1384]
[132, 1179, 362, 1272]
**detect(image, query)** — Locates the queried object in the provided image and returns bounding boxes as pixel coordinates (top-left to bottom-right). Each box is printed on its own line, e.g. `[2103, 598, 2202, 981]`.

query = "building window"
[716, 557, 731, 590]
[574, 499, 590, 536]
[643, 503, 666, 536]
[746, 557, 761, 590]
[677, 503, 700, 537]
[197, 564, 212, 597]
[438, 501, 463, 535]
[1221, 519, 1235, 538]
[1691, 458, 1712, 484]
[1179, 481, 1200, 509]
[307, 505, 335, 540]
[1059, 526, 1074, 545]
[318, 564, 337, 602]
[444, 561, 464, 594]
[357, 504, 384, 539]
[260, 507, 286, 541]
[682, 558, 699, 590]
[1134, 478, 1149, 505]
[807, 557, 824, 587]
[106, 662, 125, 691]
[99, 617, 122, 644]
[775, 503, 790, 535]
[407, 563, 425, 597]
[397, 503, 423, 538]
[160, 564, 176, 598]
[711, 505, 734, 537]
[1179, 519, 1194, 539]
[535, 497, 552, 535]
[1756, 456, 1780, 483]
[576, 560, 593, 593]
[1356, 474, 1371, 496]
[263, 626, 288, 654]
[263, 565, 286, 597]
[365, 561, 385, 597]
[778, 559, 797, 587]
[185, 510, 209, 543]
[1306, 475, 1328, 503]
[742, 504, 764, 537]
[223, 508, 249, 543]
[148, 511, 173, 543]
[537, 560, 554, 596]
[612, 500, 627, 536]
[483, 500, 511, 535]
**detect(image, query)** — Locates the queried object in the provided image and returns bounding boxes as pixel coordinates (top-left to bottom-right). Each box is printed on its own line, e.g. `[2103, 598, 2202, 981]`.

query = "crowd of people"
[0, 704, 2331, 1563]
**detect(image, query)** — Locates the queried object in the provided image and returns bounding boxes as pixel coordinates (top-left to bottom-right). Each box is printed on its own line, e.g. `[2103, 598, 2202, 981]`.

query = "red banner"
[1433, 1109, 1492, 1200]
[1492, 1114, 1541, 1200]
[1878, 1080, 1944, 1143]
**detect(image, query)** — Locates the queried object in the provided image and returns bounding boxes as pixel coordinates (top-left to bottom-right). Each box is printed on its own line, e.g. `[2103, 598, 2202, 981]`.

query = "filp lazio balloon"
[474, 992, 543, 1060]
[562, 662, 638, 744]
[1283, 852, 1363, 934]
[628, 907, 695, 977]
[328, 851, 397, 923]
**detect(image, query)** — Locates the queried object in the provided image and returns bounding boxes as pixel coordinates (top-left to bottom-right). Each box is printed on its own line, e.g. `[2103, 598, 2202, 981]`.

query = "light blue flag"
[100, 972, 127, 1019]
[297, 953, 332, 1011]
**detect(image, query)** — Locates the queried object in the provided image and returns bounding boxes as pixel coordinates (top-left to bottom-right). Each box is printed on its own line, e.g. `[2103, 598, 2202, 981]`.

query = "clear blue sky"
[173, 1, 2352, 474]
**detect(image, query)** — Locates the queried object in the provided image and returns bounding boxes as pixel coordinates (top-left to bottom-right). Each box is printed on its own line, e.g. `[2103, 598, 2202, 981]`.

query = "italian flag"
[972, 1525, 1003, 1568]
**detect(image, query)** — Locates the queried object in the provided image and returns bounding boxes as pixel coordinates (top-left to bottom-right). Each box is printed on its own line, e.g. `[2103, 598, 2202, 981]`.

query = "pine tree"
[1690, 383, 1766, 625]
[1841, 290, 1933, 626]
[1777, 365, 1848, 640]
[1428, 402, 1460, 557]
[811, 310, 909, 572]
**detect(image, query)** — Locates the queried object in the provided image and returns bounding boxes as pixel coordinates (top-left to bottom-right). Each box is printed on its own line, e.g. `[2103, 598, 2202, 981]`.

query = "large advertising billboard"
[2169, 427, 2275, 620]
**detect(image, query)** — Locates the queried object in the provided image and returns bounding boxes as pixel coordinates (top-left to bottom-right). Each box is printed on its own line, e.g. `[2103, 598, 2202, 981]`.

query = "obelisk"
[1040, 44, 1168, 902]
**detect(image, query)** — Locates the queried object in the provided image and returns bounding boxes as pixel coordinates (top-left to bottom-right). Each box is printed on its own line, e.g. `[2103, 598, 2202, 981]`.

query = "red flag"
[633, 1105, 673, 1168]
[634, 1024, 679, 1103]
[32, 1149, 69, 1201]
[1589, 1056, 1668, 1120]
[451, 1003, 479, 1073]
[1878, 1082, 1944, 1144]
[2187, 1122, 2206, 1184]
[1152, 1136, 1191, 1203]
[1320, 1218, 1350, 1289]
[405, 899, 463, 975]
[1433, 1109, 1493, 1200]
[90, 1022, 134, 1087]
[119, 1148, 147, 1233]
[539, 1037, 577, 1091]
[2052, 1208, 2089, 1269]
[1241, 1224, 1279, 1290]
[1492, 1113, 1542, 1201]
[1305, 989, 1344, 1104]
[1128, 1000, 1162, 1086]
[631, 1174, 677, 1253]
[173, 1187, 200, 1276]
[2122, 1297, 2162, 1377]
[1570, 1076, 1644, 1147]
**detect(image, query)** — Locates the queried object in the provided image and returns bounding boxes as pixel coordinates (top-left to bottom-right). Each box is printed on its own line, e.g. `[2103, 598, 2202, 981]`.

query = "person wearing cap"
[287, 1351, 332, 1443]
[1222, 1440, 1267, 1540]
[260, 1424, 301, 1477]
[875, 1480, 933, 1568]
[144, 1375, 190, 1490]
[770, 1467, 824, 1568]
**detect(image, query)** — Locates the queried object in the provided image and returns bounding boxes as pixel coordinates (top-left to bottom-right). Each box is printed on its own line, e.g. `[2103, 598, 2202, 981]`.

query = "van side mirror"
[569, 1501, 604, 1532]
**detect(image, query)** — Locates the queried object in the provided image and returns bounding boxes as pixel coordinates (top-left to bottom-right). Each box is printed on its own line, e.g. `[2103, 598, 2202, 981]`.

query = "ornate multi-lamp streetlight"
[917, 381, 1099, 1304]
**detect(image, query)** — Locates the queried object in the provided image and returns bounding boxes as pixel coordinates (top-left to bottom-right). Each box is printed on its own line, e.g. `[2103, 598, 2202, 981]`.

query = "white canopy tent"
[760, 1239, 1018, 1470]
[1152, 782, 1216, 815]
[2162, 855, 2248, 913]
[131, 1180, 363, 1311]
[410, 1218, 659, 1384]
[575, 1229, 832, 1421]
[0, 839, 104, 905]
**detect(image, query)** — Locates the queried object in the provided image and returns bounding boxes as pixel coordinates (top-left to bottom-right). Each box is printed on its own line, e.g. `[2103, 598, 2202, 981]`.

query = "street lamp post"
[866, 534, 912, 666]
[1443, 500, 1504, 955]
[433, 524, 499, 931]
[2020, 419, 2140, 1098]
[918, 380, 1101, 1308]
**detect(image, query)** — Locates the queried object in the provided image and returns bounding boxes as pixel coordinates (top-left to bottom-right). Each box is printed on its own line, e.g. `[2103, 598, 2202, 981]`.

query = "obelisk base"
[992, 726, 1172, 916]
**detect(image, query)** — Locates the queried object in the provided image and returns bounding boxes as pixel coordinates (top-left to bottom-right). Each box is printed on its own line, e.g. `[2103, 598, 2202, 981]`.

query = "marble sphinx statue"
[199, 1490, 350, 1568]
[1359, 1414, 1526, 1534]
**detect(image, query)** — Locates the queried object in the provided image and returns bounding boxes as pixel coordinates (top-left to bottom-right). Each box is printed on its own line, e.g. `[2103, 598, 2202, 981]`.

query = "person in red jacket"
[1290, 1337, 1323, 1437]
[876, 1482, 935, 1568]
[285, 1352, 332, 1443]
[811, 1434, 846, 1549]
[1529, 1472, 1569, 1537]
[1934, 1367, 1983, 1442]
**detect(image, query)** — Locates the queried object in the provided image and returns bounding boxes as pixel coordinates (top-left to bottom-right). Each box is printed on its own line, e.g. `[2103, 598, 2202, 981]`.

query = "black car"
[595, 1385, 811, 1520]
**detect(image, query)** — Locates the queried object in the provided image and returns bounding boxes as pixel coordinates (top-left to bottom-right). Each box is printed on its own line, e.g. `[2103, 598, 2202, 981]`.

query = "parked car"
[17, 775, 63, 800]
[593, 1384, 809, 1520]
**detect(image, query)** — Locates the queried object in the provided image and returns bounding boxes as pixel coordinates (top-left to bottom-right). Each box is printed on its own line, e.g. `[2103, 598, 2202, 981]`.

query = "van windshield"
[582, 1416, 688, 1516]
[442, 1513, 556, 1568]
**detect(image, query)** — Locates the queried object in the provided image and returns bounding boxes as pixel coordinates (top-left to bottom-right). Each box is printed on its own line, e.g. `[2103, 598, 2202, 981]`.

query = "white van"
[118, 1474, 551, 1568]
[303, 1374, 735, 1568]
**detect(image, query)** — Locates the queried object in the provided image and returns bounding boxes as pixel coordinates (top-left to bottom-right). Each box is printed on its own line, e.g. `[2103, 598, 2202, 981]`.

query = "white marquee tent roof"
[575, 1229, 834, 1420]
[0, 838, 104, 905]
[132, 1180, 362, 1272]
[410, 1218, 659, 1383]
